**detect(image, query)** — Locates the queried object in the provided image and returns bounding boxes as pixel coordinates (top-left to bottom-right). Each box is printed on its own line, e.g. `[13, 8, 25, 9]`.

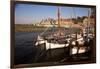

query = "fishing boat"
[34, 7, 93, 62]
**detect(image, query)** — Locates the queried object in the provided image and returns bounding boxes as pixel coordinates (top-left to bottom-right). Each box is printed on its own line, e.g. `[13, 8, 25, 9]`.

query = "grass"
[15, 24, 82, 33]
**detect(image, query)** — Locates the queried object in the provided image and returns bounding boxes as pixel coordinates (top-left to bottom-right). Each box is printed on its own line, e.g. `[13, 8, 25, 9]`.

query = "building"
[83, 16, 95, 28]
[36, 18, 74, 28]
[82, 16, 95, 34]
[55, 18, 74, 28]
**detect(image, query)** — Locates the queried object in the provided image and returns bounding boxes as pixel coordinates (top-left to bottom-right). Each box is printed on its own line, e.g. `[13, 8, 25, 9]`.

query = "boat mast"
[87, 8, 91, 37]
[57, 7, 61, 35]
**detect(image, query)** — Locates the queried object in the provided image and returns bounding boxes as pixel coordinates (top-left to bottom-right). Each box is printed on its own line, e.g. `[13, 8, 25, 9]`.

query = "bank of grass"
[15, 24, 81, 33]
[15, 24, 48, 32]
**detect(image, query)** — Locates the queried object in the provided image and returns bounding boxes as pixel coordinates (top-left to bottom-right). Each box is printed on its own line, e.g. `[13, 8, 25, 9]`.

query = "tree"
[77, 16, 83, 23]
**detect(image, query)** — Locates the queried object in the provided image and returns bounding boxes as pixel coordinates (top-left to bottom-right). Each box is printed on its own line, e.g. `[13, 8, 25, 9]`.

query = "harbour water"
[15, 32, 93, 65]
[15, 32, 40, 65]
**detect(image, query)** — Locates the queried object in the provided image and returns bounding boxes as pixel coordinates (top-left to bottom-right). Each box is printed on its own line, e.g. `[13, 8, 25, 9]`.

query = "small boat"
[35, 33, 88, 55]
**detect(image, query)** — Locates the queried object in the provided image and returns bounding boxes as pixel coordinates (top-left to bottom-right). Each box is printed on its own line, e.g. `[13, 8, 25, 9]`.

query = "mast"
[57, 7, 61, 35]
[87, 8, 91, 37]
[58, 7, 60, 28]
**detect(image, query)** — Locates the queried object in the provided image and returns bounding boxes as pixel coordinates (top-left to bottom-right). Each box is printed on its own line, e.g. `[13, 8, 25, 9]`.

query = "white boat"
[35, 7, 91, 56]
[35, 35, 87, 55]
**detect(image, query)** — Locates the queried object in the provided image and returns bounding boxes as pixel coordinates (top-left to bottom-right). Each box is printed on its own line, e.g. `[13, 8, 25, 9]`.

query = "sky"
[15, 4, 90, 24]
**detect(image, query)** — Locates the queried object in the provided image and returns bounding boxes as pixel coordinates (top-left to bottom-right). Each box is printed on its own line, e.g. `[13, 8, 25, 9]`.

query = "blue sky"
[15, 4, 89, 24]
